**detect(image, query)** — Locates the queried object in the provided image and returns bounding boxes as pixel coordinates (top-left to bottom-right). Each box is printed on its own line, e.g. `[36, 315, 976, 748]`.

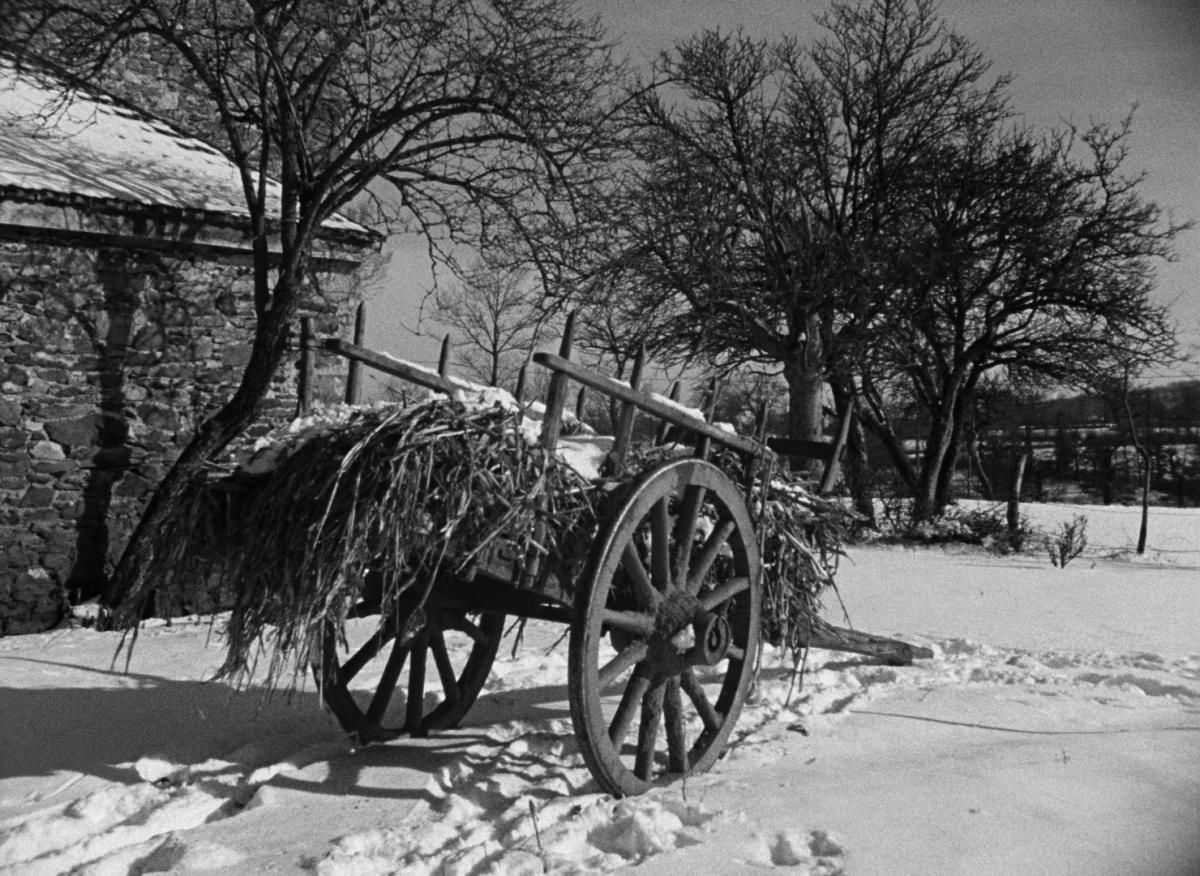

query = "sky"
[363, 0, 1200, 391]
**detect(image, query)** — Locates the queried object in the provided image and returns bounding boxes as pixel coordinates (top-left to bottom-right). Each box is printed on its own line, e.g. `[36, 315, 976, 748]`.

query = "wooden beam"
[324, 338, 458, 396]
[766, 437, 837, 462]
[533, 351, 768, 459]
[798, 622, 934, 666]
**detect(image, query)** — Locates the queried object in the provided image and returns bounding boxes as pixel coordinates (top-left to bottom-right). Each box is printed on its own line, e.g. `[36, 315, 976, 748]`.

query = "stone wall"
[0, 241, 360, 633]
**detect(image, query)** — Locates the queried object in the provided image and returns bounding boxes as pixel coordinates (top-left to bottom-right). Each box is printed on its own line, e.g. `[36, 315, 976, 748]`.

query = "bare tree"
[568, 0, 1183, 521]
[568, 0, 1008, 446]
[857, 118, 1183, 518]
[431, 259, 547, 388]
[9, 0, 618, 611]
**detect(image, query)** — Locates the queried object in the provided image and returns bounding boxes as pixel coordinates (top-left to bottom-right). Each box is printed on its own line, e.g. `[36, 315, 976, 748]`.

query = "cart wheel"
[315, 604, 505, 743]
[569, 458, 761, 796]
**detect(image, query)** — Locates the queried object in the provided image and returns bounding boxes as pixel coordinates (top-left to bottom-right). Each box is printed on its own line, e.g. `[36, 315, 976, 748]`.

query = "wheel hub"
[648, 591, 733, 667]
[691, 612, 731, 665]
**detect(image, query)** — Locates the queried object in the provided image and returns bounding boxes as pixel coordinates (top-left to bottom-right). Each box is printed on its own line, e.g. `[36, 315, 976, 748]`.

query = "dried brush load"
[754, 479, 855, 653]
[116, 399, 596, 682]
[113, 395, 850, 687]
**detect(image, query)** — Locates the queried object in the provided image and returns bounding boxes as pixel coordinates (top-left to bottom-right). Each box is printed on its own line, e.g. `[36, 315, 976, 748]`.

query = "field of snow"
[2, 503, 1197, 875]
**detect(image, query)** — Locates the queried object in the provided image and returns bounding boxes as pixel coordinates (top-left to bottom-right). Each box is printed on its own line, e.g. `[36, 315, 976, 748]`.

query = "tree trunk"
[918, 388, 974, 520]
[932, 413, 966, 514]
[913, 413, 953, 521]
[1137, 453, 1151, 554]
[830, 380, 875, 524]
[102, 283, 300, 622]
[1120, 383, 1152, 555]
[968, 429, 994, 499]
[783, 360, 824, 441]
[857, 400, 919, 497]
[1007, 451, 1028, 546]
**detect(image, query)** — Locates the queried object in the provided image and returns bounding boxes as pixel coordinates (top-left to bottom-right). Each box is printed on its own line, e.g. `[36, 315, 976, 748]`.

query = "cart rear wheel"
[568, 458, 761, 796]
[315, 604, 505, 743]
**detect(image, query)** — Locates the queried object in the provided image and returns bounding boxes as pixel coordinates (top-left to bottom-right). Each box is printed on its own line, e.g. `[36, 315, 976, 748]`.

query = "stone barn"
[0, 59, 379, 633]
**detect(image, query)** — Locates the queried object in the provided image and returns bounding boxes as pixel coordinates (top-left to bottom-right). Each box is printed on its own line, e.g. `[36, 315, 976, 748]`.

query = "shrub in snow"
[873, 503, 1037, 554]
[1046, 514, 1089, 568]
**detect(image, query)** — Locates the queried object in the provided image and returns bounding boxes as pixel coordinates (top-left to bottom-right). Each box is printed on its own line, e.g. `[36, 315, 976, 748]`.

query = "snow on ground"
[2, 505, 1198, 875]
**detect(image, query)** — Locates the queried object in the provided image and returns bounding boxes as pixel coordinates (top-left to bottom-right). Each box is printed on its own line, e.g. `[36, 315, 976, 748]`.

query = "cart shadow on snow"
[1, 652, 588, 806]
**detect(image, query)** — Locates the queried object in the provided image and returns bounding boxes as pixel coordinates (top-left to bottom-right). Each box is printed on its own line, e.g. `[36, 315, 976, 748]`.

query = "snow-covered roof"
[0, 58, 377, 260]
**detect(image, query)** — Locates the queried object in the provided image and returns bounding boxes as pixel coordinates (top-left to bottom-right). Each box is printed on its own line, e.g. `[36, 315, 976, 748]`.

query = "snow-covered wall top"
[0, 59, 372, 245]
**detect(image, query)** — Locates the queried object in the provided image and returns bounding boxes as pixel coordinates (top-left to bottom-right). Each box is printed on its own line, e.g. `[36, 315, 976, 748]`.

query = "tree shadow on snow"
[0, 657, 334, 783]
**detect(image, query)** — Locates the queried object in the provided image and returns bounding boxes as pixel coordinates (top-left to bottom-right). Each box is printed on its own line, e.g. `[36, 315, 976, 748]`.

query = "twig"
[528, 799, 547, 874]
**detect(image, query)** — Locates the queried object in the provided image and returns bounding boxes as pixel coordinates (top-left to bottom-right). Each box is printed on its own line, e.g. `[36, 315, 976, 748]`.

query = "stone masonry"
[0, 241, 359, 633]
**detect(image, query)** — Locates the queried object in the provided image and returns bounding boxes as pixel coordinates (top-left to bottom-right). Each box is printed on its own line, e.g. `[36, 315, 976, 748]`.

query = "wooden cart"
[302, 317, 893, 798]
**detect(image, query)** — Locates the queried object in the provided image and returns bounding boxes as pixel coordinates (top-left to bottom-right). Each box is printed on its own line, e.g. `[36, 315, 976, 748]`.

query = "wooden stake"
[607, 343, 645, 474]
[538, 311, 575, 455]
[695, 378, 721, 460]
[818, 395, 856, 495]
[437, 334, 451, 377]
[344, 302, 366, 405]
[527, 312, 576, 589]
[654, 380, 682, 445]
[514, 356, 530, 406]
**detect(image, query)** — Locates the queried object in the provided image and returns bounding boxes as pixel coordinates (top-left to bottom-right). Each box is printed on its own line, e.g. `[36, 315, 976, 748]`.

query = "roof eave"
[0, 191, 381, 270]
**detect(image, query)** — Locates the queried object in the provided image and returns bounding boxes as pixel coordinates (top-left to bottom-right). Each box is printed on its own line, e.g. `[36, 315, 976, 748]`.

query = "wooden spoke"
[650, 497, 673, 591]
[608, 667, 651, 750]
[337, 627, 390, 685]
[444, 615, 486, 645]
[685, 518, 736, 594]
[430, 631, 461, 704]
[671, 484, 706, 584]
[635, 683, 665, 781]
[726, 644, 746, 662]
[598, 640, 649, 689]
[404, 641, 428, 733]
[622, 543, 661, 609]
[663, 677, 687, 773]
[316, 611, 504, 741]
[699, 575, 751, 612]
[601, 608, 655, 638]
[681, 668, 722, 734]
[364, 638, 410, 725]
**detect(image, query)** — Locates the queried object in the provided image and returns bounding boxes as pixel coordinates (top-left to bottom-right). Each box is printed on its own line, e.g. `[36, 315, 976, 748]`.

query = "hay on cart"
[114, 396, 850, 685]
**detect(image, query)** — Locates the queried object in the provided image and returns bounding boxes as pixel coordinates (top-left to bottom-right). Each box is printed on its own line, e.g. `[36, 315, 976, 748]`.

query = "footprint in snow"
[745, 829, 845, 873]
